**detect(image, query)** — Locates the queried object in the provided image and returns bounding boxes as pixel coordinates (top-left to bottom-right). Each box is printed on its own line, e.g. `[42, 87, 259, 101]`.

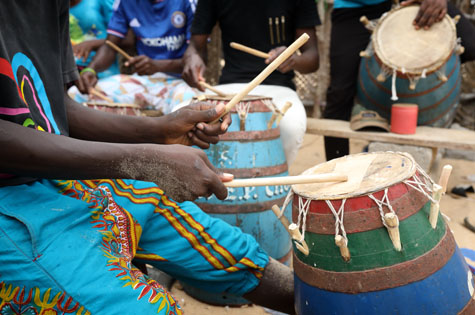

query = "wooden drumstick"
[384, 213, 401, 251]
[230, 42, 271, 59]
[105, 40, 133, 61]
[199, 81, 228, 97]
[224, 173, 347, 188]
[89, 87, 114, 103]
[288, 223, 309, 256]
[211, 33, 310, 124]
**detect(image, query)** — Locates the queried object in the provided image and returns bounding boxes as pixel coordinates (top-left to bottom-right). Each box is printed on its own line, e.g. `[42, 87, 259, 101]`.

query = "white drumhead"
[292, 152, 417, 200]
[373, 5, 456, 74]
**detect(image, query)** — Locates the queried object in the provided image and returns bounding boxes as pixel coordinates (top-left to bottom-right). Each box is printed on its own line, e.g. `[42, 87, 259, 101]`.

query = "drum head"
[373, 5, 456, 74]
[293, 152, 416, 200]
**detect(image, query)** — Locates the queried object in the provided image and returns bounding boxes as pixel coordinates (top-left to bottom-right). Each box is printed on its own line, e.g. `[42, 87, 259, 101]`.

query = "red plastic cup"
[391, 104, 418, 134]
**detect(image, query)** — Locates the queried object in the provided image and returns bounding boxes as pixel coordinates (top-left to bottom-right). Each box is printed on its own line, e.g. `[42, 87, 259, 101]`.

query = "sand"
[169, 134, 475, 315]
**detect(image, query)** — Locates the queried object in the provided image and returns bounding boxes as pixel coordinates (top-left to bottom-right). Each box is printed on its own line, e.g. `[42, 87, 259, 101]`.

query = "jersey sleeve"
[184, 1, 195, 41]
[101, 0, 116, 28]
[296, 0, 321, 28]
[107, 1, 129, 38]
[61, 1, 79, 84]
[190, 0, 217, 35]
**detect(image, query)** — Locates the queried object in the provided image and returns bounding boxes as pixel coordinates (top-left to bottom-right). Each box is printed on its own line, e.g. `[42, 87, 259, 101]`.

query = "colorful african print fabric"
[0, 179, 268, 314]
[68, 73, 197, 114]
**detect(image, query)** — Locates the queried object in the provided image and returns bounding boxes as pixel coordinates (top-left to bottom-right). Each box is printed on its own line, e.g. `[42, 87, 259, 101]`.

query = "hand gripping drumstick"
[429, 164, 453, 229]
[230, 42, 271, 59]
[199, 81, 228, 97]
[105, 40, 133, 61]
[211, 33, 309, 124]
[224, 173, 347, 188]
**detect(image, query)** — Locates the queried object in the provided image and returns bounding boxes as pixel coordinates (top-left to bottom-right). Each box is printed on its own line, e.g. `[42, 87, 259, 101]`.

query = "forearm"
[0, 118, 145, 180]
[152, 58, 184, 74]
[293, 50, 319, 74]
[184, 37, 208, 65]
[66, 93, 168, 144]
[87, 36, 122, 72]
[293, 28, 319, 74]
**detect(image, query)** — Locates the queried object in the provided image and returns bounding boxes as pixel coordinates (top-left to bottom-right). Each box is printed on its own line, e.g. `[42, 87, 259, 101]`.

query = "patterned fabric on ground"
[68, 73, 197, 114]
[0, 179, 268, 314]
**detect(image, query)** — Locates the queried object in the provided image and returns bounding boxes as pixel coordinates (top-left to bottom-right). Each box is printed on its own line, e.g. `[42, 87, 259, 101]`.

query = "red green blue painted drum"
[291, 152, 475, 314]
[184, 95, 292, 305]
[356, 5, 461, 127]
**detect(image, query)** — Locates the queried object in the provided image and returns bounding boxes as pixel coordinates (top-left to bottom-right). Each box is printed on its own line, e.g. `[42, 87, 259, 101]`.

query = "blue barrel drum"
[356, 5, 464, 127]
[183, 94, 292, 305]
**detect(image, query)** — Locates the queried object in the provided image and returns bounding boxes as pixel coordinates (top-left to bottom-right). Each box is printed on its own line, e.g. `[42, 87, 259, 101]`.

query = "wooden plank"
[307, 118, 475, 152]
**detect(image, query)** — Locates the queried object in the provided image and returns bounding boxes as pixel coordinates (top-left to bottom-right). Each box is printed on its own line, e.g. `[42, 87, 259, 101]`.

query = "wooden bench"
[306, 118, 475, 168]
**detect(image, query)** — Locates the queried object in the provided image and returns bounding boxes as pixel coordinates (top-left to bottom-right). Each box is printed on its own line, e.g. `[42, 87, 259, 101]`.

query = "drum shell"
[85, 103, 142, 116]
[292, 179, 475, 314]
[356, 51, 461, 127]
[185, 96, 292, 305]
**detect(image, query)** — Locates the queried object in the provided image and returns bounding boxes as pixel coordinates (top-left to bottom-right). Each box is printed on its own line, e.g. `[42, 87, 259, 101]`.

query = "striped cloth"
[0, 179, 268, 314]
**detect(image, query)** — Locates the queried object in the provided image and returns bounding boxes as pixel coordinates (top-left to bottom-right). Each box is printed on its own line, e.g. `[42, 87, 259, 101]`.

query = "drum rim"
[372, 4, 457, 75]
[192, 94, 273, 102]
[292, 151, 417, 199]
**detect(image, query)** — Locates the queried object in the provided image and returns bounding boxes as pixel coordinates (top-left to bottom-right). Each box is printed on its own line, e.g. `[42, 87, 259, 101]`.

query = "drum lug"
[359, 51, 371, 58]
[436, 71, 448, 83]
[453, 15, 461, 24]
[359, 16, 376, 32]
[384, 213, 402, 251]
[289, 223, 310, 256]
[335, 235, 351, 262]
[455, 44, 465, 56]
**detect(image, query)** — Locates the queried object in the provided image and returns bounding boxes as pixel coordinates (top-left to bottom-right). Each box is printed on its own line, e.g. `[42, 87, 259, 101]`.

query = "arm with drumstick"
[229, 29, 319, 75]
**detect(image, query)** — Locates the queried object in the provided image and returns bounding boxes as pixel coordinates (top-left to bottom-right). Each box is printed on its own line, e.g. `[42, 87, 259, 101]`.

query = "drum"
[83, 101, 143, 116]
[356, 5, 464, 127]
[183, 94, 293, 305]
[289, 152, 474, 314]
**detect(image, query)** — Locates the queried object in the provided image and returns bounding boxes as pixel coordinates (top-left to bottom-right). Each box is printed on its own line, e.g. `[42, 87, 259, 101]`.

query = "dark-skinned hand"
[141, 144, 233, 202]
[125, 55, 158, 75]
[76, 70, 98, 94]
[182, 53, 206, 91]
[265, 46, 297, 73]
[401, 0, 447, 30]
[73, 39, 104, 63]
[159, 102, 231, 149]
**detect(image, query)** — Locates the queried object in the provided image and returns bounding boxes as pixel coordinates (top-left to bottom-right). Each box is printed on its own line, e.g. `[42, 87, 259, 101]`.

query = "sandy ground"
[169, 134, 475, 315]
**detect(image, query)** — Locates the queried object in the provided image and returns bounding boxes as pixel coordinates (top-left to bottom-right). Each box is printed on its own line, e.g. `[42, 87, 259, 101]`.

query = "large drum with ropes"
[287, 152, 474, 314]
[183, 94, 293, 305]
[356, 5, 464, 127]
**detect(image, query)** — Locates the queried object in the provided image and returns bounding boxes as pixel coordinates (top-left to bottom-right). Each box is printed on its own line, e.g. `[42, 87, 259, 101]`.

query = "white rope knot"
[391, 68, 398, 101]
[325, 199, 348, 244]
[279, 190, 294, 219]
[236, 101, 251, 120]
[297, 197, 312, 242]
[368, 188, 395, 228]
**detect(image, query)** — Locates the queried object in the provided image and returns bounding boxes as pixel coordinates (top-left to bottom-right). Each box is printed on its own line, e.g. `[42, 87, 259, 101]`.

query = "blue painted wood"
[206, 138, 287, 169]
[356, 52, 461, 127]
[184, 106, 291, 305]
[295, 248, 474, 315]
